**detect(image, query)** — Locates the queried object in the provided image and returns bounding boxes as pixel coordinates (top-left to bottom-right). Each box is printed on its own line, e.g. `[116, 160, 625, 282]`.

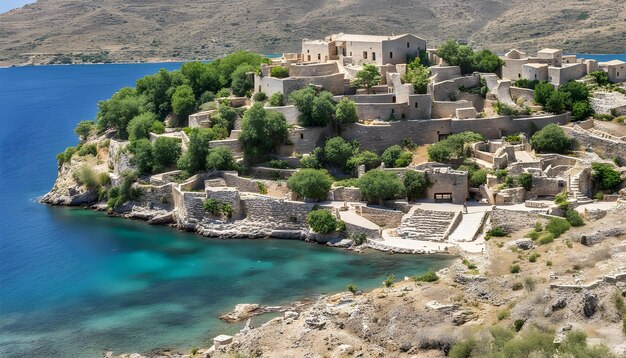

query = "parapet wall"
[491, 208, 548, 232]
[356, 205, 404, 228]
[432, 100, 473, 118]
[288, 62, 339, 77]
[563, 126, 626, 162]
[265, 105, 299, 125]
[219, 171, 262, 193]
[431, 76, 480, 101]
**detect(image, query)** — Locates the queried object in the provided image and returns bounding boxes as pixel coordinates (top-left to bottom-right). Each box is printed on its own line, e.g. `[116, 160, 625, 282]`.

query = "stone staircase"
[396, 208, 458, 241]
[568, 177, 592, 204]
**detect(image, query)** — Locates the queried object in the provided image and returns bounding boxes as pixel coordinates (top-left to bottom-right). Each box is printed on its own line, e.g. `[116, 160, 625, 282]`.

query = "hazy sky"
[0, 0, 35, 14]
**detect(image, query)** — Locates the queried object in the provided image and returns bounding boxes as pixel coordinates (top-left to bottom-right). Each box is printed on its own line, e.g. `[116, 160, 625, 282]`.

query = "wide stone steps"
[396, 209, 456, 242]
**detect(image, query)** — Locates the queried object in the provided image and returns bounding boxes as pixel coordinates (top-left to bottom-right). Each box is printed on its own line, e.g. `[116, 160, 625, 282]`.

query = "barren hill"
[1, 0, 625, 66]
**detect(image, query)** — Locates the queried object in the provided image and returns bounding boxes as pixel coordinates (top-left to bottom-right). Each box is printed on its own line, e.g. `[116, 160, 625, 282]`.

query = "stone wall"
[341, 94, 396, 103]
[507, 161, 543, 176]
[248, 166, 298, 180]
[137, 183, 174, 210]
[490, 208, 548, 232]
[432, 75, 480, 101]
[288, 126, 332, 154]
[209, 139, 244, 158]
[457, 93, 485, 112]
[265, 105, 299, 125]
[220, 172, 262, 193]
[425, 168, 469, 204]
[563, 126, 626, 163]
[172, 185, 207, 225]
[356, 205, 404, 228]
[242, 194, 313, 227]
[330, 186, 362, 201]
[510, 87, 534, 102]
[355, 102, 408, 121]
[341, 114, 569, 153]
[430, 66, 462, 82]
[432, 100, 474, 118]
[206, 187, 242, 220]
[288, 62, 339, 77]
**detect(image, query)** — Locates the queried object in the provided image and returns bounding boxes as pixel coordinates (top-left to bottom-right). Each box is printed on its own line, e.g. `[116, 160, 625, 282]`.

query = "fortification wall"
[209, 139, 244, 158]
[220, 172, 262, 193]
[288, 126, 332, 154]
[510, 87, 534, 101]
[432, 100, 473, 118]
[432, 76, 480, 101]
[342, 94, 397, 103]
[282, 73, 346, 98]
[526, 176, 565, 198]
[342, 120, 450, 153]
[248, 166, 297, 180]
[355, 103, 408, 121]
[331, 186, 362, 201]
[137, 183, 174, 210]
[242, 194, 313, 227]
[430, 66, 462, 82]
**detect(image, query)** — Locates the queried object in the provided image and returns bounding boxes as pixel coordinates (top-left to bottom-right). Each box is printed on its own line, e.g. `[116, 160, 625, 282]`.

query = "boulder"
[583, 293, 598, 318]
[452, 310, 477, 326]
[551, 298, 567, 311]
[219, 304, 260, 322]
[516, 239, 534, 250]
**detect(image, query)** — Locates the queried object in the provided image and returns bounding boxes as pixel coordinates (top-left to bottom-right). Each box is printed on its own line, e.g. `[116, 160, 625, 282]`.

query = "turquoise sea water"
[0, 63, 453, 357]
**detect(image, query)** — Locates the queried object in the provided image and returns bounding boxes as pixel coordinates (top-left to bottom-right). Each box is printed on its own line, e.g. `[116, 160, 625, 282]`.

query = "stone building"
[302, 33, 427, 66]
[599, 60, 626, 83]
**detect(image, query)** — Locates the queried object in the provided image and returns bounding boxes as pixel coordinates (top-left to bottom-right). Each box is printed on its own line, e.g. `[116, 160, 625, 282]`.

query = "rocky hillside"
[1, 0, 625, 66]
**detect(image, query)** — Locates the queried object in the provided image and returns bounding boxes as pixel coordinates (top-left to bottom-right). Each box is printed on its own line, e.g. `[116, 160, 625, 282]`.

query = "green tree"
[306, 209, 337, 233]
[533, 81, 555, 107]
[270, 66, 289, 78]
[290, 87, 336, 127]
[531, 124, 572, 153]
[559, 81, 589, 105]
[128, 138, 154, 174]
[404, 170, 430, 200]
[472, 49, 504, 73]
[572, 100, 594, 121]
[381, 145, 403, 167]
[324, 137, 356, 169]
[180, 62, 220, 96]
[358, 170, 405, 205]
[177, 128, 221, 174]
[351, 64, 381, 93]
[152, 137, 181, 172]
[589, 70, 610, 86]
[287, 169, 333, 201]
[403, 59, 431, 94]
[74, 120, 95, 141]
[592, 163, 622, 192]
[206, 146, 237, 171]
[231, 64, 255, 97]
[335, 98, 358, 124]
[427, 131, 483, 163]
[346, 151, 380, 173]
[239, 103, 288, 162]
[127, 112, 159, 141]
[171, 84, 196, 117]
[435, 40, 475, 75]
[300, 148, 323, 169]
[96, 87, 146, 138]
[545, 91, 569, 113]
[136, 68, 189, 117]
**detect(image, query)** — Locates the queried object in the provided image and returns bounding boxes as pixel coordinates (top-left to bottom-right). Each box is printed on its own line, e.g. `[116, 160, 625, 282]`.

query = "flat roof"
[523, 63, 548, 68]
[601, 59, 626, 66]
[538, 48, 562, 54]
[333, 33, 422, 42]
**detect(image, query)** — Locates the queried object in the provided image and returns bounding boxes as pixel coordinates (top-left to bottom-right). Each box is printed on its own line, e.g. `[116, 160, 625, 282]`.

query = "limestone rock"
[220, 304, 260, 322]
[583, 293, 598, 318]
[516, 239, 534, 250]
[452, 310, 477, 326]
[305, 317, 326, 329]
[580, 228, 624, 246]
[551, 298, 567, 311]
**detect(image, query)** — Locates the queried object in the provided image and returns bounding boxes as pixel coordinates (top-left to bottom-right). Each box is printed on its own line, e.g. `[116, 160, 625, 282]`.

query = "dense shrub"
[358, 169, 405, 205]
[469, 168, 488, 187]
[486, 226, 507, 239]
[72, 165, 100, 190]
[268, 159, 288, 169]
[517, 173, 533, 191]
[537, 232, 555, 245]
[531, 124, 572, 153]
[510, 264, 521, 273]
[513, 79, 539, 89]
[592, 162, 622, 192]
[335, 98, 358, 124]
[572, 100, 594, 121]
[96, 87, 146, 139]
[128, 138, 154, 174]
[77, 143, 97, 157]
[544, 91, 568, 114]
[268, 92, 284, 106]
[436, 40, 503, 75]
[381, 145, 403, 167]
[545, 217, 570, 238]
[346, 150, 381, 173]
[152, 137, 181, 172]
[427, 131, 483, 163]
[270, 66, 289, 78]
[413, 270, 439, 282]
[150, 120, 165, 134]
[56, 146, 77, 166]
[300, 151, 322, 169]
[324, 137, 357, 169]
[403, 59, 431, 94]
[404, 170, 430, 201]
[306, 209, 337, 234]
[107, 171, 141, 209]
[127, 112, 159, 141]
[565, 209, 584, 227]
[171, 84, 196, 117]
[493, 101, 519, 116]
[533, 81, 555, 107]
[252, 91, 267, 102]
[199, 91, 215, 104]
[290, 87, 336, 127]
[287, 169, 333, 201]
[205, 146, 237, 171]
[589, 70, 610, 86]
[177, 127, 225, 173]
[204, 198, 233, 218]
[231, 64, 255, 97]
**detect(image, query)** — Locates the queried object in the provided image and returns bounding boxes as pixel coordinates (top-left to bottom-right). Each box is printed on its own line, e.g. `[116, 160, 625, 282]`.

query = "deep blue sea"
[0, 63, 453, 357]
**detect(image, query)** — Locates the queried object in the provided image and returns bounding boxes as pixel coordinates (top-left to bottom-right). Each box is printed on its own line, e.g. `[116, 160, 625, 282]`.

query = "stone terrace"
[396, 208, 458, 241]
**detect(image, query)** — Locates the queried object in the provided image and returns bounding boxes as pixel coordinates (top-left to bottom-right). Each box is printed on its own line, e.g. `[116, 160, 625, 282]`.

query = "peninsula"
[43, 34, 626, 357]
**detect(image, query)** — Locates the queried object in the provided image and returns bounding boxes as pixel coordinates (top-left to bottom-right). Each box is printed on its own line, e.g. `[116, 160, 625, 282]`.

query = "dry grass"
[1, 0, 624, 66]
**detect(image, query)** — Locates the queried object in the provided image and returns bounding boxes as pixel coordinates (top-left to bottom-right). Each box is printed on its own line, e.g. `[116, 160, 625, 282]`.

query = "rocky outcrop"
[41, 158, 99, 206]
[580, 228, 624, 246]
[219, 303, 294, 323]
